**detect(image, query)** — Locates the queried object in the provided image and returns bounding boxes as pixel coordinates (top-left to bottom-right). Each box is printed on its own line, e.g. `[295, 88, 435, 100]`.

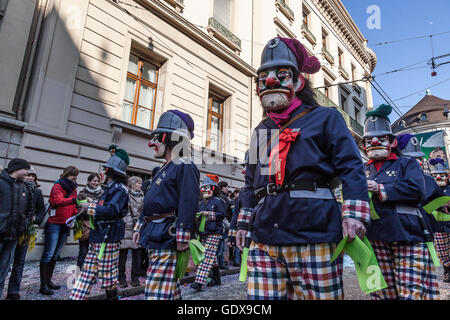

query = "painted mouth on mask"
[148, 143, 159, 152]
[366, 146, 388, 151]
[259, 88, 291, 97]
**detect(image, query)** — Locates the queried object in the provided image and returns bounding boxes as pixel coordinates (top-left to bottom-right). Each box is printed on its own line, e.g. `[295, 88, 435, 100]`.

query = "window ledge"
[207, 17, 242, 55]
[275, 0, 295, 23]
[339, 66, 350, 80]
[110, 119, 152, 144]
[352, 82, 362, 94]
[301, 24, 316, 46]
[321, 47, 334, 65]
[164, 0, 184, 13]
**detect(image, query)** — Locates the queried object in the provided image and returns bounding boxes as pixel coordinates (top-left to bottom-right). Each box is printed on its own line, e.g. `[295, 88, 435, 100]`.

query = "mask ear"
[295, 73, 306, 92]
[391, 138, 398, 148]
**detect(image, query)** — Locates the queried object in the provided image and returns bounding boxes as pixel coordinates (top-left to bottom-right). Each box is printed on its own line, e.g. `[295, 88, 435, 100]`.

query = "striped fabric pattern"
[378, 184, 388, 202]
[194, 234, 221, 285]
[237, 208, 253, 229]
[87, 203, 97, 216]
[434, 232, 450, 267]
[176, 228, 191, 242]
[342, 199, 371, 224]
[69, 242, 120, 300]
[247, 241, 344, 300]
[369, 241, 440, 300]
[133, 219, 144, 233]
[144, 249, 181, 300]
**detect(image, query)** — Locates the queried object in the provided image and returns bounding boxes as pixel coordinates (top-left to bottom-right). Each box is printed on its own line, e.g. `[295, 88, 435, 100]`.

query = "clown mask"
[432, 173, 448, 187]
[200, 185, 214, 199]
[364, 135, 397, 161]
[257, 67, 303, 112]
[148, 134, 167, 159]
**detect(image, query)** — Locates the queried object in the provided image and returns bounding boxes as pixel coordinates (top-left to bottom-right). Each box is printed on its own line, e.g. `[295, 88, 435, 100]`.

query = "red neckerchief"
[367, 153, 398, 171]
[267, 98, 303, 128]
[269, 128, 301, 186]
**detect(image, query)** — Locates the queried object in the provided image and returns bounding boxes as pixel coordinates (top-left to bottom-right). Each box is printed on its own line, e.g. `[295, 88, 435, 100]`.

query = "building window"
[122, 53, 159, 130]
[338, 48, 344, 68]
[322, 28, 328, 49]
[351, 64, 356, 81]
[419, 113, 428, 121]
[0, 0, 8, 27]
[206, 92, 224, 151]
[302, 5, 309, 28]
[340, 94, 348, 112]
[214, 0, 231, 29]
[353, 99, 363, 123]
[324, 79, 331, 98]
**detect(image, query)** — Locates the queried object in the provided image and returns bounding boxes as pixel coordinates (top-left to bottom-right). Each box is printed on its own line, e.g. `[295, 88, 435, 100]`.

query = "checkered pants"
[247, 242, 344, 300]
[144, 249, 181, 300]
[194, 234, 221, 285]
[69, 242, 120, 300]
[434, 233, 450, 267]
[369, 241, 439, 300]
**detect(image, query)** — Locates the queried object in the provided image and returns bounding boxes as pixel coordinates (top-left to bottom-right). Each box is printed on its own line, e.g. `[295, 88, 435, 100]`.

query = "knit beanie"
[7, 158, 31, 174]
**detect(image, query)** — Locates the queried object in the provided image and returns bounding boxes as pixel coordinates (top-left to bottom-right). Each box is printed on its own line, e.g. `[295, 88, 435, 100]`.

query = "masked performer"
[70, 148, 130, 300]
[133, 110, 200, 300]
[363, 106, 439, 300]
[190, 174, 226, 292]
[236, 37, 370, 300]
[429, 158, 450, 282]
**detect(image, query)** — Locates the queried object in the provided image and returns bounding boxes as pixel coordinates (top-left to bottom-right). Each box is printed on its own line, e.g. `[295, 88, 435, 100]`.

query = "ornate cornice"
[313, 0, 377, 73]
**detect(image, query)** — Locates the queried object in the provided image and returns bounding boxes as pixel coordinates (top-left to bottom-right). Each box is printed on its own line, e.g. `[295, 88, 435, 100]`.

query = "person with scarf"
[363, 106, 439, 299]
[133, 110, 199, 300]
[190, 175, 226, 292]
[428, 157, 450, 282]
[69, 148, 130, 300]
[39, 166, 79, 296]
[235, 37, 370, 300]
[118, 176, 144, 288]
[76, 173, 104, 271]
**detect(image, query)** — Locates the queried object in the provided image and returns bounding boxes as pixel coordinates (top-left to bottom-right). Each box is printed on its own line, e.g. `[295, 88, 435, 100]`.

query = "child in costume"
[190, 174, 226, 292]
[429, 158, 450, 282]
[133, 110, 199, 300]
[236, 37, 370, 300]
[69, 148, 130, 300]
[363, 106, 439, 300]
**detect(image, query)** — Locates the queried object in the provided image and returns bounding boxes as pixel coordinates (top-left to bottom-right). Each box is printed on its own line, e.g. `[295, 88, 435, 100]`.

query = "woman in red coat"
[39, 166, 79, 295]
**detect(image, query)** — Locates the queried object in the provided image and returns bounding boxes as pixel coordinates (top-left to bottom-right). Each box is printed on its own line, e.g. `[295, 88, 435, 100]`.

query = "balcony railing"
[321, 47, 334, 65]
[275, 0, 295, 21]
[301, 24, 316, 45]
[207, 17, 242, 54]
[314, 89, 364, 137]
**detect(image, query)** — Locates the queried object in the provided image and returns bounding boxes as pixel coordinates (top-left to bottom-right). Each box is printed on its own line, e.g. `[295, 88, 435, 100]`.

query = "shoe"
[219, 265, 229, 270]
[47, 259, 61, 290]
[207, 266, 221, 286]
[105, 288, 119, 300]
[131, 278, 140, 287]
[232, 262, 240, 267]
[5, 294, 20, 300]
[444, 266, 450, 283]
[118, 278, 128, 288]
[39, 262, 54, 296]
[190, 282, 203, 293]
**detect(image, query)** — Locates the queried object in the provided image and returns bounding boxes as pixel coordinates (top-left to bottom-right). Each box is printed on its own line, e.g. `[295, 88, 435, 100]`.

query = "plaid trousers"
[69, 242, 120, 300]
[194, 234, 221, 285]
[369, 241, 439, 300]
[144, 249, 181, 300]
[247, 242, 344, 300]
[434, 233, 450, 267]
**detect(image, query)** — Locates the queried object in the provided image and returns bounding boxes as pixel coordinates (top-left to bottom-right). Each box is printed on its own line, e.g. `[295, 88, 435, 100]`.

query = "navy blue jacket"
[198, 197, 226, 235]
[240, 104, 370, 245]
[365, 157, 427, 242]
[139, 159, 200, 249]
[89, 181, 128, 243]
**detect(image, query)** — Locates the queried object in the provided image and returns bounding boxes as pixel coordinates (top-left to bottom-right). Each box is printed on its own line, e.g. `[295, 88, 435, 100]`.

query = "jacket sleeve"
[175, 163, 200, 231]
[325, 109, 370, 224]
[379, 159, 426, 204]
[49, 184, 76, 207]
[33, 189, 46, 225]
[208, 198, 226, 222]
[25, 184, 34, 222]
[87, 186, 128, 219]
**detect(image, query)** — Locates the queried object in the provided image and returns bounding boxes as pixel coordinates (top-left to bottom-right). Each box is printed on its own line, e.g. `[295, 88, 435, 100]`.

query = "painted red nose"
[371, 139, 381, 146]
[265, 77, 280, 89]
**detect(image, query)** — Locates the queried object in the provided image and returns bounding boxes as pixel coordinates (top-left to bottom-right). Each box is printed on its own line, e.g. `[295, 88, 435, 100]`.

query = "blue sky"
[341, 0, 450, 121]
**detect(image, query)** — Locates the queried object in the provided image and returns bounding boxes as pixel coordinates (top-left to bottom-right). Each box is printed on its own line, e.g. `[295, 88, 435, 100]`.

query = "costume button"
[273, 223, 279, 228]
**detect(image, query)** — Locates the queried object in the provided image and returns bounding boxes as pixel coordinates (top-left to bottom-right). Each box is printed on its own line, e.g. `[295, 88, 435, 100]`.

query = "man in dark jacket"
[0, 158, 33, 298]
[217, 181, 232, 270]
[5, 167, 45, 300]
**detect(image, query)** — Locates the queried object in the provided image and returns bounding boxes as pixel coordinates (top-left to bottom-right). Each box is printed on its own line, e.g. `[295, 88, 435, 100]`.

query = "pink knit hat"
[278, 37, 321, 74]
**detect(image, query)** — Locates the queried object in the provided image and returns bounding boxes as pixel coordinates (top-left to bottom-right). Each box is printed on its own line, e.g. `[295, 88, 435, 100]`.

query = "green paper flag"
[368, 192, 380, 220]
[239, 247, 249, 282]
[426, 242, 441, 267]
[175, 250, 190, 280]
[89, 216, 95, 230]
[189, 239, 206, 265]
[331, 236, 388, 294]
[432, 211, 450, 222]
[423, 196, 450, 214]
[98, 242, 106, 260]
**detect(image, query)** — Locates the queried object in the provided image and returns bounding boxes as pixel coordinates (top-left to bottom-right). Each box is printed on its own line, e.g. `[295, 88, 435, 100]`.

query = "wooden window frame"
[124, 53, 159, 130]
[351, 64, 356, 81]
[322, 28, 328, 49]
[302, 11, 309, 28]
[206, 93, 224, 151]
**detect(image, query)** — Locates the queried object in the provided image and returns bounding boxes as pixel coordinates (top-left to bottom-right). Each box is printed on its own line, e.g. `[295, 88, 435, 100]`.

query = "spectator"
[217, 181, 233, 270]
[5, 167, 45, 300]
[0, 158, 33, 298]
[118, 176, 144, 288]
[39, 166, 79, 296]
[141, 166, 160, 194]
[228, 188, 242, 267]
[76, 173, 103, 271]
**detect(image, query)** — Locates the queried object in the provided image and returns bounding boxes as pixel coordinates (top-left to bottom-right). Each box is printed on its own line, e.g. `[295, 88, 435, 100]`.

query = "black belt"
[255, 180, 332, 202]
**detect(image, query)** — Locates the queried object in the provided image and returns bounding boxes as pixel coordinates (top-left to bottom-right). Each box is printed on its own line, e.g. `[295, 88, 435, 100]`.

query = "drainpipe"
[17, 0, 48, 121]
